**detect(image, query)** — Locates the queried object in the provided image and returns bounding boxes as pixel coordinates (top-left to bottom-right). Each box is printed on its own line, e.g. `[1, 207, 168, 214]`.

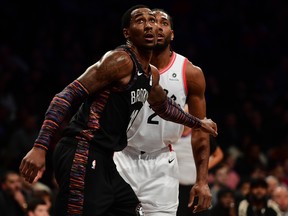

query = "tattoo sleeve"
[34, 80, 89, 151]
[150, 97, 202, 129]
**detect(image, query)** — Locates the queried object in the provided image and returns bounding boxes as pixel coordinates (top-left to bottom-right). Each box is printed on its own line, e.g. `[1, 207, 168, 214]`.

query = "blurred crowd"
[0, 0, 288, 215]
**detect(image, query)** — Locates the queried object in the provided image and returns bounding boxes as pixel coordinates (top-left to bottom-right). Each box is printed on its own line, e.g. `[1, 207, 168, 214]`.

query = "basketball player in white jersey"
[174, 105, 224, 216]
[113, 9, 212, 216]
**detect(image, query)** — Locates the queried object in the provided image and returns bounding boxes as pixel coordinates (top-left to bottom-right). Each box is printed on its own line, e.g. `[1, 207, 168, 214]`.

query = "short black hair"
[152, 8, 174, 29]
[217, 187, 234, 200]
[121, 5, 149, 29]
[27, 198, 47, 212]
[250, 178, 268, 189]
[0, 170, 18, 184]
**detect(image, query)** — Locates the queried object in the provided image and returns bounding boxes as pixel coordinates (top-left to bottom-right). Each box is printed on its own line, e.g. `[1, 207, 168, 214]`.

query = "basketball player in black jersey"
[19, 5, 217, 216]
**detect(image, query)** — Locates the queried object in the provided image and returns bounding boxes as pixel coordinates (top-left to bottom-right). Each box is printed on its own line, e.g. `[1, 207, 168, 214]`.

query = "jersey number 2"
[147, 90, 177, 125]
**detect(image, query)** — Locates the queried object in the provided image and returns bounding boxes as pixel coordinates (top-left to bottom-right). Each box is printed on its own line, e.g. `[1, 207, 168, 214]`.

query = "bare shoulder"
[78, 49, 134, 93]
[185, 60, 205, 81]
[99, 49, 133, 70]
[185, 60, 207, 118]
[185, 60, 206, 95]
[150, 64, 160, 85]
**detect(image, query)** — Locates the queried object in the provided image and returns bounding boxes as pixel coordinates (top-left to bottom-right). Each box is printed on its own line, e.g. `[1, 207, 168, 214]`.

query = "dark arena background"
[0, 0, 288, 214]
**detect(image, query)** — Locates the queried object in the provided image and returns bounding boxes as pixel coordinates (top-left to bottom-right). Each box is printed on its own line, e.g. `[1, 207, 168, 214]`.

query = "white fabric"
[173, 133, 197, 185]
[126, 52, 187, 153]
[114, 52, 188, 215]
[114, 146, 179, 216]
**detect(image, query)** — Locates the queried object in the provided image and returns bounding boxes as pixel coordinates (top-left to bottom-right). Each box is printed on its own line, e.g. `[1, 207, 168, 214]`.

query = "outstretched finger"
[188, 193, 196, 208]
[213, 122, 218, 132]
[212, 128, 218, 137]
[33, 168, 45, 184]
[211, 123, 218, 137]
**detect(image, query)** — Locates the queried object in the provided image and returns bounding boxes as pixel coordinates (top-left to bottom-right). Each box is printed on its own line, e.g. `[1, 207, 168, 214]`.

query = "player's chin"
[142, 43, 155, 50]
[157, 38, 164, 43]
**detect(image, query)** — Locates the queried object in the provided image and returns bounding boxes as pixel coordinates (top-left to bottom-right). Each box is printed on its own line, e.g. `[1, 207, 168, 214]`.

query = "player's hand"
[200, 117, 218, 137]
[19, 147, 46, 184]
[188, 182, 212, 213]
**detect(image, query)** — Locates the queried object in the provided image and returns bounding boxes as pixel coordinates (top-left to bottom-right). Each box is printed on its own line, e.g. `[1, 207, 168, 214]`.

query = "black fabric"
[63, 45, 152, 152]
[246, 204, 278, 216]
[53, 138, 140, 216]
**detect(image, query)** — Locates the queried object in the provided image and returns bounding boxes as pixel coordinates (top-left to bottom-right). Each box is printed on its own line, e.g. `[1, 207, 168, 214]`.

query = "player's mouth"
[157, 33, 165, 40]
[144, 33, 155, 41]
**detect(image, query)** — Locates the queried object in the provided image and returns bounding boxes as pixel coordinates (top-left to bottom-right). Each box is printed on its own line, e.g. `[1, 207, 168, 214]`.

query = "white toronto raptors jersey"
[127, 52, 188, 152]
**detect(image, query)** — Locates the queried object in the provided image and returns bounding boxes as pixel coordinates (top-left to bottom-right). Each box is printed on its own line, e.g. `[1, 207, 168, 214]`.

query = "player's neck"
[151, 47, 172, 70]
[129, 44, 153, 72]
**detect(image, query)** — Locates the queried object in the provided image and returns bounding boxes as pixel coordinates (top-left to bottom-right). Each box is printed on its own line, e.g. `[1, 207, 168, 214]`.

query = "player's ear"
[171, 30, 174, 41]
[123, 28, 130, 39]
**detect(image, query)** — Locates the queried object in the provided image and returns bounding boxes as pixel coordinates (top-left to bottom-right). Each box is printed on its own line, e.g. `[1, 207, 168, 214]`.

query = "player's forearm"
[150, 97, 202, 128]
[34, 80, 88, 151]
[193, 136, 210, 183]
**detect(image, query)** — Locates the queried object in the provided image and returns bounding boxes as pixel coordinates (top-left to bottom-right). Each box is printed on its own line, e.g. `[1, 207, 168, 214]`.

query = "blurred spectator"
[266, 175, 280, 197]
[222, 152, 240, 190]
[210, 187, 237, 216]
[234, 178, 251, 208]
[210, 163, 230, 206]
[0, 170, 28, 216]
[26, 197, 50, 216]
[32, 182, 53, 212]
[208, 136, 224, 170]
[270, 164, 287, 186]
[238, 177, 281, 216]
[271, 185, 288, 216]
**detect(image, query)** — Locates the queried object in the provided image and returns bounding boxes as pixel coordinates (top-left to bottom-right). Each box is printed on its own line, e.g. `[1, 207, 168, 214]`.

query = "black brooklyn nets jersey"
[63, 45, 152, 151]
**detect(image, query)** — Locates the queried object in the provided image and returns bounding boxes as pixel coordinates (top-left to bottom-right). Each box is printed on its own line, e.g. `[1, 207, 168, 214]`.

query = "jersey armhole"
[182, 58, 188, 96]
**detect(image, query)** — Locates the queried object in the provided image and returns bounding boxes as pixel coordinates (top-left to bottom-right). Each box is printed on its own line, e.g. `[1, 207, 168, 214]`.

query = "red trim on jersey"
[169, 144, 173, 151]
[159, 52, 176, 74]
[182, 58, 188, 95]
